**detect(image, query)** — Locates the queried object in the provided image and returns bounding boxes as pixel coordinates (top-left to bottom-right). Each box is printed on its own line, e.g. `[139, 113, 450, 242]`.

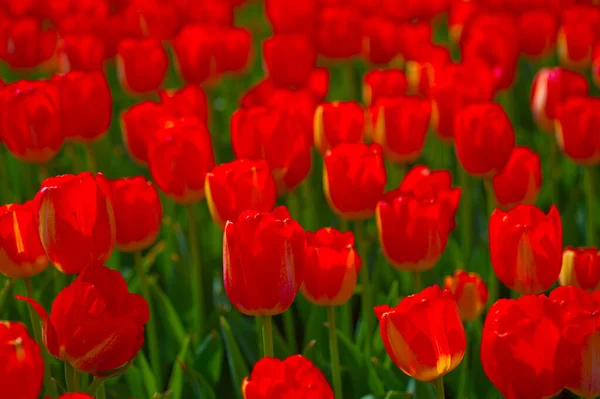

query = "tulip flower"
[369, 97, 431, 164]
[117, 38, 168, 94]
[489, 204, 562, 294]
[481, 295, 564, 399]
[316, 6, 362, 59]
[362, 15, 400, 65]
[454, 103, 515, 178]
[104, 177, 162, 252]
[518, 10, 557, 60]
[18, 265, 149, 377]
[0, 17, 56, 69]
[148, 117, 215, 204]
[121, 101, 174, 166]
[324, 143, 387, 220]
[443, 270, 488, 322]
[559, 247, 600, 292]
[550, 286, 600, 399]
[376, 166, 461, 271]
[0, 321, 44, 399]
[362, 68, 407, 107]
[555, 97, 600, 165]
[557, 6, 600, 70]
[263, 34, 317, 89]
[314, 101, 364, 155]
[530, 67, 589, 133]
[375, 285, 466, 382]
[158, 84, 209, 124]
[593, 43, 600, 88]
[0, 201, 48, 279]
[396, 21, 433, 62]
[1, 81, 64, 163]
[36, 172, 116, 274]
[53, 71, 112, 142]
[183, 0, 234, 25]
[58, 394, 94, 399]
[405, 44, 451, 97]
[56, 34, 106, 72]
[492, 146, 542, 211]
[205, 159, 277, 229]
[448, 0, 478, 43]
[265, 0, 317, 34]
[242, 355, 334, 399]
[122, 0, 179, 40]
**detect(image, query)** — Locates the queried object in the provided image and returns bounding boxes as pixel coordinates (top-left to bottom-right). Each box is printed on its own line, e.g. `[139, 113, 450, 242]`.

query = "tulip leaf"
[220, 316, 250, 399]
[370, 358, 406, 392]
[193, 330, 224, 385]
[123, 364, 147, 399]
[168, 335, 192, 399]
[150, 280, 187, 346]
[303, 304, 326, 348]
[181, 364, 218, 399]
[136, 351, 159, 399]
[385, 280, 400, 307]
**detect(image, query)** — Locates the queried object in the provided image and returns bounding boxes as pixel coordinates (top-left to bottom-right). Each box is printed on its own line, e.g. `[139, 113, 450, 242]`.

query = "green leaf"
[124, 365, 146, 399]
[168, 335, 192, 399]
[182, 365, 218, 399]
[370, 358, 406, 392]
[385, 281, 400, 307]
[193, 331, 224, 385]
[150, 280, 187, 346]
[136, 352, 158, 399]
[220, 316, 250, 399]
[303, 304, 326, 348]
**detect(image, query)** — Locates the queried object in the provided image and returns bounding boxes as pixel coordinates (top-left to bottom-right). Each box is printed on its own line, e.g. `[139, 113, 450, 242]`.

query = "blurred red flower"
[444, 270, 488, 321]
[362, 68, 407, 107]
[314, 101, 364, 155]
[117, 38, 168, 94]
[56, 34, 106, 72]
[263, 34, 317, 89]
[158, 85, 209, 124]
[0, 17, 56, 69]
[559, 247, 600, 292]
[492, 146, 542, 211]
[556, 97, 600, 165]
[557, 6, 600, 69]
[316, 6, 362, 59]
[518, 10, 557, 60]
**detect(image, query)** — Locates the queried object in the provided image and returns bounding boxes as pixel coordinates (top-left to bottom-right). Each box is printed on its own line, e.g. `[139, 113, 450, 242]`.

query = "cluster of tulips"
[1, 0, 600, 399]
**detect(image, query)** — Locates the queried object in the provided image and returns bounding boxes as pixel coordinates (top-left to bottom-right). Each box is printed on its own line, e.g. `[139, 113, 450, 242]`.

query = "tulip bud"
[492, 146, 542, 211]
[555, 97, 600, 165]
[263, 34, 317, 89]
[265, 0, 318, 35]
[518, 10, 557, 60]
[362, 68, 407, 107]
[57, 34, 106, 73]
[559, 247, 600, 292]
[557, 6, 600, 70]
[362, 16, 400, 65]
[316, 6, 362, 59]
[314, 101, 364, 155]
[117, 38, 168, 94]
[443, 270, 488, 321]
[158, 84, 209, 124]
[0, 17, 56, 69]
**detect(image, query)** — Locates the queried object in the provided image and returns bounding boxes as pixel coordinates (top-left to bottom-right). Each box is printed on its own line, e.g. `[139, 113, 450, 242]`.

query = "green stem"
[484, 181, 499, 304]
[584, 167, 597, 247]
[435, 376, 445, 399]
[327, 306, 343, 399]
[412, 271, 422, 293]
[457, 166, 473, 268]
[134, 251, 163, 389]
[339, 217, 353, 336]
[86, 377, 105, 396]
[355, 221, 373, 355]
[255, 317, 263, 355]
[260, 315, 274, 358]
[84, 143, 97, 173]
[388, 163, 407, 189]
[24, 277, 57, 398]
[38, 164, 49, 184]
[98, 384, 106, 399]
[283, 308, 297, 352]
[187, 205, 206, 342]
[343, 62, 358, 101]
[301, 180, 315, 231]
[286, 191, 301, 225]
[456, 323, 469, 399]
[0, 279, 12, 318]
[65, 361, 78, 392]
[549, 135, 560, 207]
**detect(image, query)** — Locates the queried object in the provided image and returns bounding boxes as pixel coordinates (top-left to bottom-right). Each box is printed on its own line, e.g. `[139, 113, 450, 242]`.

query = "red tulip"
[443, 270, 488, 321]
[376, 166, 460, 271]
[324, 143, 386, 220]
[158, 84, 209, 124]
[301, 228, 361, 306]
[559, 247, 600, 292]
[205, 159, 277, 229]
[481, 295, 564, 399]
[375, 285, 466, 382]
[316, 6, 362, 59]
[123, 0, 180, 40]
[369, 96, 431, 164]
[518, 10, 557, 59]
[362, 68, 407, 107]
[37, 172, 116, 274]
[56, 34, 106, 72]
[0, 17, 56, 69]
[17, 265, 149, 376]
[117, 38, 168, 94]
[489, 205, 562, 294]
[105, 177, 162, 252]
[1, 80, 64, 163]
[492, 146, 542, 211]
[223, 207, 305, 316]
[530, 67, 589, 133]
[594, 42, 600, 88]
[555, 97, 600, 165]
[57, 394, 94, 399]
[0, 321, 44, 399]
[53, 71, 112, 142]
[557, 6, 600, 69]
[121, 101, 175, 166]
[454, 103, 515, 178]
[148, 117, 215, 204]
[396, 21, 432, 62]
[265, 0, 318, 35]
[242, 355, 334, 399]
[448, 0, 478, 43]
[0, 201, 48, 279]
[405, 43, 451, 97]
[241, 72, 327, 109]
[362, 16, 400, 65]
[263, 34, 317, 89]
[314, 101, 364, 155]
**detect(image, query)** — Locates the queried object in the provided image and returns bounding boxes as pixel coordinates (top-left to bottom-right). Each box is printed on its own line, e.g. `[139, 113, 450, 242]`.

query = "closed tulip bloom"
[594, 43, 600, 88]
[557, 6, 600, 70]
[148, 118, 215, 204]
[263, 35, 317, 89]
[205, 159, 277, 229]
[559, 247, 600, 292]
[1, 81, 64, 163]
[53, 71, 112, 142]
[105, 177, 162, 252]
[158, 85, 209, 124]
[0, 202, 48, 279]
[518, 10, 557, 59]
[362, 16, 400, 65]
[314, 101, 364, 155]
[489, 205, 562, 295]
[492, 146, 542, 211]
[555, 97, 600, 165]
[0, 17, 56, 69]
[376, 166, 461, 271]
[18, 265, 149, 377]
[0, 321, 44, 399]
[396, 21, 433, 62]
[316, 6, 362, 59]
[375, 286, 466, 382]
[454, 103, 515, 178]
[530, 67, 589, 133]
[242, 355, 334, 399]
[370, 97, 431, 164]
[57, 34, 106, 72]
[117, 38, 168, 94]
[481, 295, 564, 399]
[324, 143, 386, 220]
[37, 173, 115, 274]
[266, 0, 317, 34]
[448, 0, 478, 43]
[301, 228, 361, 306]
[121, 101, 174, 166]
[57, 394, 94, 399]
[362, 68, 407, 107]
[223, 207, 305, 316]
[444, 270, 488, 321]
[405, 44, 452, 97]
